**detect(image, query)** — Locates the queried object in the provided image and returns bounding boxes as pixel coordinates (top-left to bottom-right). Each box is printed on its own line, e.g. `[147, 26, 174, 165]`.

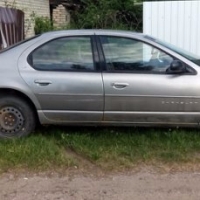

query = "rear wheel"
[0, 96, 36, 138]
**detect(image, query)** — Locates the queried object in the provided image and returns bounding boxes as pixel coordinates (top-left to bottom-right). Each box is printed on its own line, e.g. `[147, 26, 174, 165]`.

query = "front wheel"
[0, 96, 36, 138]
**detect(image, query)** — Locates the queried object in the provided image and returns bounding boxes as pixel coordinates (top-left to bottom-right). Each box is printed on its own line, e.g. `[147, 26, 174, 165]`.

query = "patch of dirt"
[1, 168, 200, 200]
[66, 147, 100, 168]
[65, 147, 105, 176]
[2, 148, 200, 200]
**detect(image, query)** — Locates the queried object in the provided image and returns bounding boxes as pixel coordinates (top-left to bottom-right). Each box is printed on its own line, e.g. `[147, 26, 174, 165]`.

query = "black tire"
[0, 96, 36, 138]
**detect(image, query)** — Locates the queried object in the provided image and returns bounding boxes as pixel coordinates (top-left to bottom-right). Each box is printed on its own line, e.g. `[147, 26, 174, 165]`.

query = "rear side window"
[28, 37, 95, 71]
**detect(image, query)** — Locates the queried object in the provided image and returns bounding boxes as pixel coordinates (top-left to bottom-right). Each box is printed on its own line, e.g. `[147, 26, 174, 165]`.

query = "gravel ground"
[1, 169, 200, 200]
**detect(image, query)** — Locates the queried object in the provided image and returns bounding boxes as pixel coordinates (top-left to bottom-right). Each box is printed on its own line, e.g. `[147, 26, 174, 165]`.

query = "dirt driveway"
[1, 168, 200, 200]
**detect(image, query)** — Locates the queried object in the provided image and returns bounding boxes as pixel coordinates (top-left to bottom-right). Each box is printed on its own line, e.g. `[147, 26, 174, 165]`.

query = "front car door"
[19, 35, 104, 124]
[98, 34, 200, 126]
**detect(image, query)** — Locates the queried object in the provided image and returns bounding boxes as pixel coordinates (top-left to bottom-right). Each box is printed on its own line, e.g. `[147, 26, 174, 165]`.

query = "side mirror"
[167, 60, 186, 74]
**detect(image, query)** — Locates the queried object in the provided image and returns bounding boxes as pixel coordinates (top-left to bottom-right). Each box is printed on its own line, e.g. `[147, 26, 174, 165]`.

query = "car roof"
[40, 29, 145, 39]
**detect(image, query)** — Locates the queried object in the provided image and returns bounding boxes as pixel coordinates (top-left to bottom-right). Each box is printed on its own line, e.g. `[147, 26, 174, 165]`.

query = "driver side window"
[100, 36, 174, 73]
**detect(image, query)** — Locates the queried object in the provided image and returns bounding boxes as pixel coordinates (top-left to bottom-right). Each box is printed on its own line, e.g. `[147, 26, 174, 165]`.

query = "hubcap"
[0, 107, 24, 133]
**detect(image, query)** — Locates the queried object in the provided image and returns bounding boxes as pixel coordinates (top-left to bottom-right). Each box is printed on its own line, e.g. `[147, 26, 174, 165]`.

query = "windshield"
[145, 35, 200, 66]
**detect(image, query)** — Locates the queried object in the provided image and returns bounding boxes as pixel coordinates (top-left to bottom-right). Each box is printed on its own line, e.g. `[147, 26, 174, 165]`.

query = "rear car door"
[19, 35, 104, 123]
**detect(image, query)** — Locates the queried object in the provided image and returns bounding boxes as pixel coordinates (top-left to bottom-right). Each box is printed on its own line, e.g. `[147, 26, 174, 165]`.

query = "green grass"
[1, 126, 200, 173]
[0, 132, 74, 173]
[58, 127, 200, 168]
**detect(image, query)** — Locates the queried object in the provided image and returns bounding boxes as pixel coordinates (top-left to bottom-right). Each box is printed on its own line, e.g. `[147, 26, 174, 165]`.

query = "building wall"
[143, 0, 200, 55]
[0, 0, 50, 37]
[53, 4, 70, 28]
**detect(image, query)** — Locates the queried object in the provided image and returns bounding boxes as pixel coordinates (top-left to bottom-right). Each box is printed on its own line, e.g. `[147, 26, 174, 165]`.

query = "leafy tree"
[69, 0, 142, 31]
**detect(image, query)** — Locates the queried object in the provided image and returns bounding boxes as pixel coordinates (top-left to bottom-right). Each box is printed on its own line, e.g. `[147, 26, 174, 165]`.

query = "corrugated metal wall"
[143, 0, 200, 55]
[0, 7, 24, 50]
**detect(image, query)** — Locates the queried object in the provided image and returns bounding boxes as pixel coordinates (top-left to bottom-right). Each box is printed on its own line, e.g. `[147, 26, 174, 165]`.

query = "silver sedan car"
[0, 29, 200, 138]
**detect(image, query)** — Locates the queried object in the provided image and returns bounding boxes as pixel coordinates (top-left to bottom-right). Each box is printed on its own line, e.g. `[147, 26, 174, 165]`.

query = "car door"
[98, 35, 200, 125]
[19, 36, 104, 123]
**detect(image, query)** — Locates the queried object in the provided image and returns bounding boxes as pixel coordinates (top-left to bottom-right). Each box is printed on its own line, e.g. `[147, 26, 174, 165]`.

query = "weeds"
[1, 127, 200, 173]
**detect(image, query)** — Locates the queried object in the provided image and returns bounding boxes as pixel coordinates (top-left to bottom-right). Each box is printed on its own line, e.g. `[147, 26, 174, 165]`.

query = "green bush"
[34, 0, 143, 33]
[70, 0, 143, 31]
[34, 16, 53, 34]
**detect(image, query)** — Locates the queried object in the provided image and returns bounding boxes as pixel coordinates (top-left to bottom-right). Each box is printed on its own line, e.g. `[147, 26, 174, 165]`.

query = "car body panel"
[0, 48, 42, 109]
[18, 32, 104, 122]
[0, 29, 200, 126]
[20, 70, 104, 122]
[102, 73, 200, 123]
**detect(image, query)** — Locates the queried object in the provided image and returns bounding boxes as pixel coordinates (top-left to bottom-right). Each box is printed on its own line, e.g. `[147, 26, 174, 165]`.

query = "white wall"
[143, 0, 200, 55]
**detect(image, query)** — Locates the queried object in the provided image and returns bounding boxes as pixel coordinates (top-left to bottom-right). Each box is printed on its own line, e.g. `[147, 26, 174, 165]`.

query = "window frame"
[97, 35, 196, 75]
[27, 35, 100, 72]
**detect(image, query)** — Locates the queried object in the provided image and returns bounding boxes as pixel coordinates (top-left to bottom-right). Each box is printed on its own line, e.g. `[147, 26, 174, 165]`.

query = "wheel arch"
[0, 88, 39, 123]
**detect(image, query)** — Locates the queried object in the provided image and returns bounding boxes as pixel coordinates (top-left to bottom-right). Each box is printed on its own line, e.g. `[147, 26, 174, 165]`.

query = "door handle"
[112, 82, 129, 89]
[34, 80, 52, 86]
